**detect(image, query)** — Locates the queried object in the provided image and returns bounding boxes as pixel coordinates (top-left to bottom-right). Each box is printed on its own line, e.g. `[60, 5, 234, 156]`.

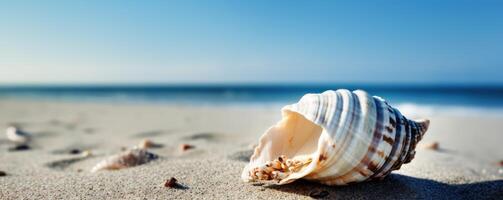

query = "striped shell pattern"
[241, 89, 430, 185]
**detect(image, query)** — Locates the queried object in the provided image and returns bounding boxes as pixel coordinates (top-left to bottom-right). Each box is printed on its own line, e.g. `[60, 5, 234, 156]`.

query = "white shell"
[242, 89, 430, 185]
[5, 126, 31, 145]
[91, 148, 158, 172]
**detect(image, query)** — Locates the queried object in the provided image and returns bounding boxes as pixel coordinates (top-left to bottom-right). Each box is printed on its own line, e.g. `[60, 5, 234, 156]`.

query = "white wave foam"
[395, 103, 503, 118]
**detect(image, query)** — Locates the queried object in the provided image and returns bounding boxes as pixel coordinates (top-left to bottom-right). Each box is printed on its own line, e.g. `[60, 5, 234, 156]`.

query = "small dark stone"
[180, 144, 194, 151]
[0, 171, 6, 176]
[309, 190, 329, 199]
[164, 177, 178, 188]
[69, 149, 81, 154]
[8, 144, 31, 151]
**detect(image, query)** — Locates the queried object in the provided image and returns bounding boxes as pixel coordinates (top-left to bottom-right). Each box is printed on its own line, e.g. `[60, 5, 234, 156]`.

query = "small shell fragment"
[422, 141, 439, 150]
[249, 155, 312, 183]
[139, 139, 154, 149]
[91, 148, 158, 172]
[81, 150, 92, 157]
[138, 139, 163, 149]
[5, 126, 31, 145]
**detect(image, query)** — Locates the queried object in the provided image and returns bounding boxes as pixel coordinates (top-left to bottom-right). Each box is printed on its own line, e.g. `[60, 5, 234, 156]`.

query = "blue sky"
[0, 0, 502, 84]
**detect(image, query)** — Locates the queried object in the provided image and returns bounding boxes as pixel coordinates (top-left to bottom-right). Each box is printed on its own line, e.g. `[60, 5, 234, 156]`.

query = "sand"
[0, 99, 502, 199]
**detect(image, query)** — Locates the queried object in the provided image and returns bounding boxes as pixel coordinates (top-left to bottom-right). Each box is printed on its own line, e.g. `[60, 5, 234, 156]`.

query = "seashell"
[5, 126, 31, 145]
[242, 89, 430, 185]
[91, 148, 158, 172]
[138, 139, 163, 149]
[138, 139, 155, 149]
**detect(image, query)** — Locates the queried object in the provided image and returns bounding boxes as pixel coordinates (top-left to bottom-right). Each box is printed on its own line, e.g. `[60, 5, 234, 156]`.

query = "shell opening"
[243, 110, 324, 184]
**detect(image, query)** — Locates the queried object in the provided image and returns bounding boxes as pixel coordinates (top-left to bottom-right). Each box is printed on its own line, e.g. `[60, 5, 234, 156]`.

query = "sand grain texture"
[0, 100, 502, 199]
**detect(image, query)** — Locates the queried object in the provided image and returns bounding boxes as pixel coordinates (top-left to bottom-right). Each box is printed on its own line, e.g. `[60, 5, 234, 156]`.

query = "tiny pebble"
[423, 142, 439, 150]
[164, 177, 178, 188]
[180, 144, 194, 151]
[0, 171, 6, 176]
[309, 190, 329, 199]
[69, 149, 81, 154]
[77, 169, 83, 173]
[139, 139, 155, 149]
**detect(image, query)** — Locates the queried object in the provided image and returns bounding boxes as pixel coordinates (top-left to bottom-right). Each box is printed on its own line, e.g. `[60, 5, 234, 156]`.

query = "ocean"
[1, 84, 502, 116]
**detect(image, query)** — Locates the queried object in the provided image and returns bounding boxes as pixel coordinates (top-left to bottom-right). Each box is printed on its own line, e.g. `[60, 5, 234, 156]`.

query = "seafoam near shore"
[0, 99, 502, 199]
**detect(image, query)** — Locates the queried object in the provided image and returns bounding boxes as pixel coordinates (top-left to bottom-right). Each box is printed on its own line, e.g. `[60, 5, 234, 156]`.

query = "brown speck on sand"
[164, 177, 178, 188]
[309, 190, 329, 199]
[180, 144, 194, 151]
[423, 142, 439, 150]
[0, 171, 6, 176]
[139, 139, 160, 149]
[498, 160, 503, 167]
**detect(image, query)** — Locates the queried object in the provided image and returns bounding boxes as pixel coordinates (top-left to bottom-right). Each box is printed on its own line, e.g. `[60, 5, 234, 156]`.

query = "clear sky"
[0, 0, 502, 85]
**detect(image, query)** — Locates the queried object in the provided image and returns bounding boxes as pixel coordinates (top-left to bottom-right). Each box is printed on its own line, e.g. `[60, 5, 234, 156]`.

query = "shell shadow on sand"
[47, 119, 80, 130]
[45, 156, 89, 170]
[262, 174, 503, 200]
[50, 144, 97, 155]
[182, 132, 222, 141]
[82, 127, 97, 134]
[32, 130, 59, 138]
[133, 129, 173, 138]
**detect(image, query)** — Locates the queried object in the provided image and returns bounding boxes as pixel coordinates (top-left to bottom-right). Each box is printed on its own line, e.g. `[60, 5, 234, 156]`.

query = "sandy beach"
[0, 99, 502, 199]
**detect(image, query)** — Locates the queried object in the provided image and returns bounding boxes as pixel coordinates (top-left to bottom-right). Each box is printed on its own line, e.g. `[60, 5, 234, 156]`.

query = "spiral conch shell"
[242, 89, 430, 185]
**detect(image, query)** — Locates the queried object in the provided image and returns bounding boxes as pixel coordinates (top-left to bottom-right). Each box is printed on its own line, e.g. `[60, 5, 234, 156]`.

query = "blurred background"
[1, 0, 502, 115]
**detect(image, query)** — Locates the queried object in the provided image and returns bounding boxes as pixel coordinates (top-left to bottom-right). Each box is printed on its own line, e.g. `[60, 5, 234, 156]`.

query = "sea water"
[1, 84, 502, 117]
